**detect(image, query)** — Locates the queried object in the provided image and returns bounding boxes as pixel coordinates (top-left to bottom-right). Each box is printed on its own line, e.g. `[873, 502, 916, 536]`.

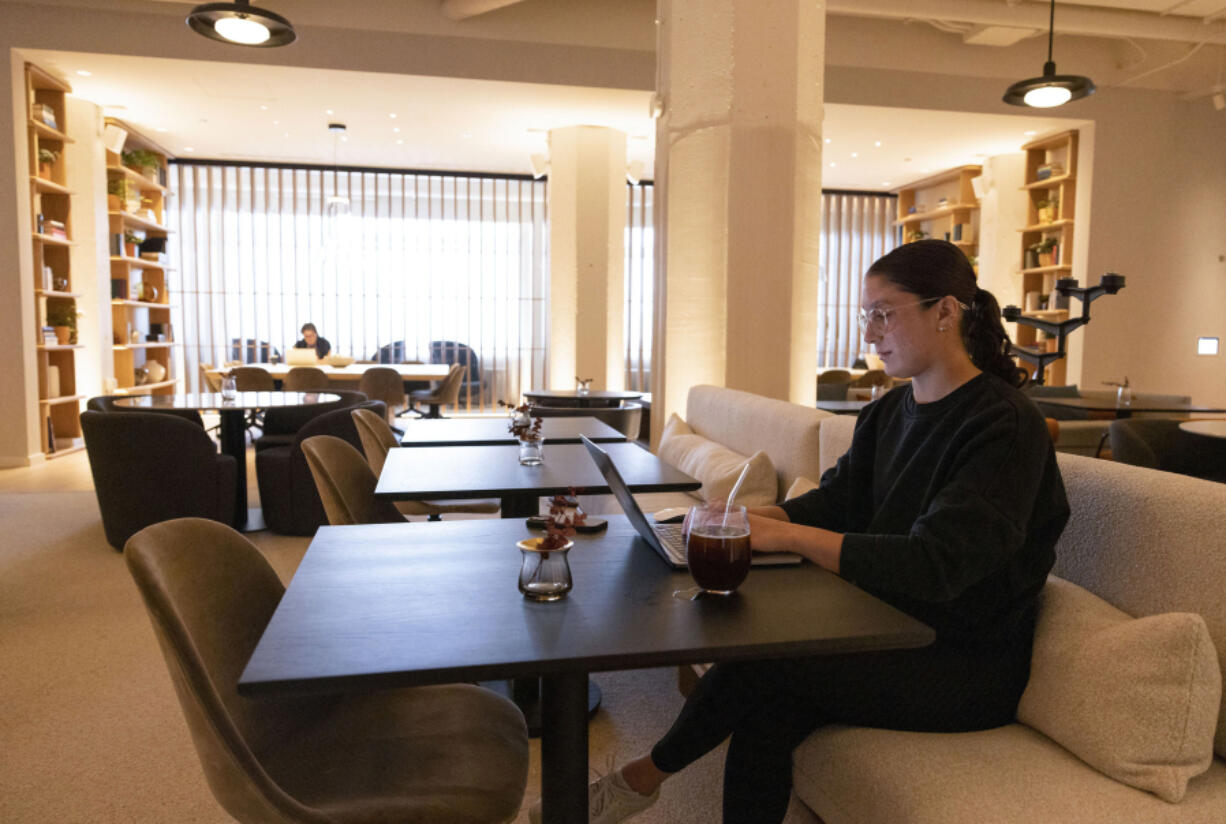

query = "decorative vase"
[125, 243, 138, 258]
[39, 163, 52, 180]
[518, 436, 544, 466]
[517, 538, 573, 601]
[53, 326, 71, 345]
[107, 194, 122, 212]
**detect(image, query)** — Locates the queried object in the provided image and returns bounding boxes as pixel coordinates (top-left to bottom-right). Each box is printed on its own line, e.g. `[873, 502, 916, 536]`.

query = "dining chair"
[408, 363, 466, 418]
[124, 517, 530, 824]
[850, 369, 890, 388]
[282, 366, 329, 391]
[817, 369, 852, 402]
[81, 411, 235, 549]
[350, 408, 499, 520]
[231, 366, 275, 391]
[302, 435, 405, 526]
[198, 362, 224, 392]
[358, 366, 406, 423]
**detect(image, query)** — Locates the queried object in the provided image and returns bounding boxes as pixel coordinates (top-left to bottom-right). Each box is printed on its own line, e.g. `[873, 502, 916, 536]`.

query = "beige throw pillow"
[657, 414, 778, 506]
[785, 476, 820, 500]
[1018, 575, 1221, 803]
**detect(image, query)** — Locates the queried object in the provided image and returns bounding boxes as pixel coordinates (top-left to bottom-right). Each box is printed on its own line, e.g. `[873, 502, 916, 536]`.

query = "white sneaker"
[528, 769, 659, 824]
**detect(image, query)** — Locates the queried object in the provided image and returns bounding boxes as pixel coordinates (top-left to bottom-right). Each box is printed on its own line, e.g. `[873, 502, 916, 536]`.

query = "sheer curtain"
[170, 162, 549, 410]
[625, 182, 653, 392]
[817, 191, 897, 367]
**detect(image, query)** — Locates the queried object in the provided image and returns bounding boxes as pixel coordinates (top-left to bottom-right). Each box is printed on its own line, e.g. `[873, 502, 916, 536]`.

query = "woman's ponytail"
[962, 287, 1027, 387]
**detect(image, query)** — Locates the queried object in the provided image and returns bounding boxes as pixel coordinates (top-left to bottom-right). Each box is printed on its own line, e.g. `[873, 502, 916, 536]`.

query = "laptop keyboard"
[654, 523, 688, 564]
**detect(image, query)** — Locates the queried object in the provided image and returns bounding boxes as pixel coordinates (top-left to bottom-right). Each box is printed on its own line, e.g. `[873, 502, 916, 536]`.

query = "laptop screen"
[580, 435, 675, 563]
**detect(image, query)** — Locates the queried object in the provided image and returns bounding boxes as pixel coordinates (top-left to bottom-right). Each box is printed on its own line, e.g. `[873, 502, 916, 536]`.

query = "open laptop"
[286, 347, 318, 366]
[580, 435, 802, 569]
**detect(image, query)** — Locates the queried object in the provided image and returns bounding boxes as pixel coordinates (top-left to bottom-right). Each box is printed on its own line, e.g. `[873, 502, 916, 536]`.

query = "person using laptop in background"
[537, 240, 1070, 824]
[293, 322, 331, 359]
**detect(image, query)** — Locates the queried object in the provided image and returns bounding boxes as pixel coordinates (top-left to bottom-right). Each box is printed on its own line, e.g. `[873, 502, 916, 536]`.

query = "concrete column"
[652, 0, 824, 440]
[546, 125, 627, 391]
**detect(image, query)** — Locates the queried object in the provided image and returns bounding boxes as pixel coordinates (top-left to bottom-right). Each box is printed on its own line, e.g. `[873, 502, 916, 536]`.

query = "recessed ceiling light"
[874, 141, 882, 147]
[184, 147, 195, 152]
[389, 113, 397, 119]
[850, 152, 858, 158]
[1024, 130, 1038, 136]
[341, 136, 347, 142]
[823, 138, 832, 144]
[882, 181, 891, 187]
[156, 127, 168, 132]
[272, 120, 279, 125]
[76, 70, 91, 77]
[921, 168, 931, 173]
[829, 161, 837, 167]
[326, 109, 333, 115]
[259, 104, 268, 110]
[283, 132, 289, 138]
[392, 127, 400, 133]
[461, 133, 472, 139]
[395, 139, 404, 145]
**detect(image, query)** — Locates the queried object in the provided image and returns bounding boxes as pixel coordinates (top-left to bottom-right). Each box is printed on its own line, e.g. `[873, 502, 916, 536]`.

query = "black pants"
[650, 635, 1032, 824]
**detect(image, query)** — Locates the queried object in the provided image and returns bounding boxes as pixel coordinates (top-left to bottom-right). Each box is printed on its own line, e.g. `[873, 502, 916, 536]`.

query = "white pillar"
[652, 0, 825, 440]
[546, 125, 627, 391]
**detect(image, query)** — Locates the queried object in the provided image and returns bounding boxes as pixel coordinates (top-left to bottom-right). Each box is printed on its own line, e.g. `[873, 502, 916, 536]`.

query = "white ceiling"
[30, 49, 1076, 191]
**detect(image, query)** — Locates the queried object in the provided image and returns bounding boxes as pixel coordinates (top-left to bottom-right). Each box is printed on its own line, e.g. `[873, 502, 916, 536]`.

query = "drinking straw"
[721, 462, 752, 527]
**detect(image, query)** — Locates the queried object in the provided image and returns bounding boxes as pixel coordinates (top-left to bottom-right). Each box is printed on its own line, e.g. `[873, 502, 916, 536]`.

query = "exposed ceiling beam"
[441, 0, 529, 22]
[827, 0, 1226, 46]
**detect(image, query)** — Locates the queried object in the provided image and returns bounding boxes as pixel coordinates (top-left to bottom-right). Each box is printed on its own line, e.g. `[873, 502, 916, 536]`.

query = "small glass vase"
[221, 373, 237, 402]
[517, 538, 573, 601]
[518, 436, 544, 466]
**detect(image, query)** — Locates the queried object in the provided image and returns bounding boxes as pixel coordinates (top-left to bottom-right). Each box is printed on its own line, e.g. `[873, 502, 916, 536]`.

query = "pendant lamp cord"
[1047, 0, 1056, 64]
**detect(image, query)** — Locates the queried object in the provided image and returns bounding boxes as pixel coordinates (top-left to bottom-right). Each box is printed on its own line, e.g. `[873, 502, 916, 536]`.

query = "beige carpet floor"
[0, 448, 733, 823]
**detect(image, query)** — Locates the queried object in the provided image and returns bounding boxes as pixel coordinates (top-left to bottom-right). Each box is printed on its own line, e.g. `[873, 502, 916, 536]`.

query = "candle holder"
[516, 538, 573, 600]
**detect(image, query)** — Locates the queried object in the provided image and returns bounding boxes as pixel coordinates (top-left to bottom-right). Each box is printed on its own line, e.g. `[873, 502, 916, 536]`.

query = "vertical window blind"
[817, 191, 897, 368]
[625, 182, 653, 393]
[170, 162, 550, 411]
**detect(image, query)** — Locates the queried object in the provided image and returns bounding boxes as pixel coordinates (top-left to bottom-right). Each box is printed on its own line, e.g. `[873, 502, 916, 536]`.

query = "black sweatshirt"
[781, 372, 1069, 646]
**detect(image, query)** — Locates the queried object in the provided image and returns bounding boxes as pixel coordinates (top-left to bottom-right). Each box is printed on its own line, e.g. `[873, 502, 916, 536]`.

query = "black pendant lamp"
[1003, 0, 1094, 108]
[187, 0, 297, 47]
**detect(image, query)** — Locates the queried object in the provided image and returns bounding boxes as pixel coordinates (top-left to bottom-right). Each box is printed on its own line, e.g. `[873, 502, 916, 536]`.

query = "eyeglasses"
[857, 297, 940, 334]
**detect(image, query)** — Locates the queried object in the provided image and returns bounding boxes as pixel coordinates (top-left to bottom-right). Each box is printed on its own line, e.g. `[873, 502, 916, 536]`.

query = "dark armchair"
[81, 410, 235, 550]
[254, 389, 367, 452]
[1108, 419, 1226, 483]
[87, 395, 204, 428]
[429, 340, 482, 408]
[256, 399, 385, 536]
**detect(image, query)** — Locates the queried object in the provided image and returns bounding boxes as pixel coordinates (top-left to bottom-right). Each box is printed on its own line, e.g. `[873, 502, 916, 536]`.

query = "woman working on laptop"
[292, 322, 331, 359]
[541, 240, 1070, 824]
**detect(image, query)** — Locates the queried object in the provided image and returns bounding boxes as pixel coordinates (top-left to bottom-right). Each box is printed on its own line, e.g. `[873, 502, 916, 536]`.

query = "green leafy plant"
[906, 229, 927, 242]
[121, 149, 160, 171]
[38, 147, 59, 165]
[45, 300, 81, 342]
[1035, 237, 1058, 252]
[124, 230, 143, 245]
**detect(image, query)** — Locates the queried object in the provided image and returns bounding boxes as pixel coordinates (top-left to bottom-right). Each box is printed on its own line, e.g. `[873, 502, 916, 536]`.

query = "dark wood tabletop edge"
[373, 478, 702, 501]
[399, 434, 627, 447]
[237, 627, 935, 698]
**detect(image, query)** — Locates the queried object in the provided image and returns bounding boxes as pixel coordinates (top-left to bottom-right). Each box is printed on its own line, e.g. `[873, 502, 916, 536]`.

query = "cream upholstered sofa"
[627, 385, 1226, 823]
[779, 415, 1226, 824]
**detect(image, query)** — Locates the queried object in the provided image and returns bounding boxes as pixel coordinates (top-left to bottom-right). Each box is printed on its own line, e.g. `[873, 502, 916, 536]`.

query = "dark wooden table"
[398, 416, 626, 447]
[374, 441, 699, 518]
[1180, 420, 1226, 440]
[116, 391, 339, 531]
[523, 389, 643, 408]
[1033, 396, 1226, 419]
[817, 399, 869, 415]
[238, 517, 935, 824]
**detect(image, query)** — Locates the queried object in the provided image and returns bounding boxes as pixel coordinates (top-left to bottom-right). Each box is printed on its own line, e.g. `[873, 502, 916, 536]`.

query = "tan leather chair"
[282, 366, 329, 391]
[198, 362, 224, 392]
[231, 366, 275, 391]
[817, 369, 852, 402]
[124, 517, 529, 824]
[409, 363, 465, 418]
[301, 435, 405, 526]
[350, 408, 499, 521]
[358, 366, 406, 422]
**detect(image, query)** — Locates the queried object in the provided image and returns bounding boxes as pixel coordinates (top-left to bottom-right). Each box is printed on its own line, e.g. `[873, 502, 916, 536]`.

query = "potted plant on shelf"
[37, 148, 59, 179]
[123, 231, 142, 258]
[45, 300, 80, 345]
[1035, 237, 1059, 267]
[1035, 198, 1058, 224]
[906, 229, 927, 243]
[121, 149, 160, 181]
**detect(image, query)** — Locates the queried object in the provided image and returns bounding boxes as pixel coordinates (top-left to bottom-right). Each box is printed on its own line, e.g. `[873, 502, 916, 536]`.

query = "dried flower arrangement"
[539, 490, 587, 550]
[499, 399, 543, 442]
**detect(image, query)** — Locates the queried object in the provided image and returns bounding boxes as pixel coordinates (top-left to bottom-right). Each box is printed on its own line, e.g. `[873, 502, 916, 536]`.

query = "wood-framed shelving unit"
[26, 62, 84, 459]
[1015, 130, 1078, 385]
[105, 118, 178, 395]
[892, 165, 982, 272]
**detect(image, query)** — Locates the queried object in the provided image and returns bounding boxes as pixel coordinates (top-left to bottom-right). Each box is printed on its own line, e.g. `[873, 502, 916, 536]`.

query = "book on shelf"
[40, 326, 58, 345]
[32, 103, 58, 130]
[44, 219, 67, 239]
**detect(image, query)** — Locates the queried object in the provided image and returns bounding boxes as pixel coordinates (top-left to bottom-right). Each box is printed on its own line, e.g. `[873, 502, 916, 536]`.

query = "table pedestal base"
[241, 507, 267, 533]
[479, 677, 601, 738]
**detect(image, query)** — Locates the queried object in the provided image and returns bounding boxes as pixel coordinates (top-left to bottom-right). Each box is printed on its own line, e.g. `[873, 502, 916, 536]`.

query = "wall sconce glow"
[1197, 337, 1220, 356]
[187, 1, 297, 47]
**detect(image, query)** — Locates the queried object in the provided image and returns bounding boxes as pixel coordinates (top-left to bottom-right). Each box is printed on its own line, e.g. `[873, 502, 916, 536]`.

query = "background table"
[398, 416, 625, 447]
[1033, 396, 1226, 419]
[1180, 420, 1226, 439]
[522, 389, 642, 408]
[210, 362, 451, 386]
[375, 441, 699, 517]
[238, 517, 935, 824]
[817, 399, 869, 415]
[116, 392, 339, 530]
